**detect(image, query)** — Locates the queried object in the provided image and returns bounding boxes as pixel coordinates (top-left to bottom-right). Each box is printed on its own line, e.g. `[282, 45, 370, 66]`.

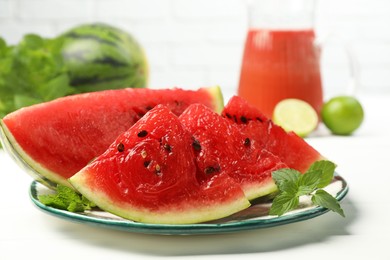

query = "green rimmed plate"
[29, 175, 348, 235]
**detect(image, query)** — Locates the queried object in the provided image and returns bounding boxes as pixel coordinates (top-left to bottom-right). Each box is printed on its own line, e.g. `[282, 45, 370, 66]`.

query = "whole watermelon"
[58, 23, 148, 92]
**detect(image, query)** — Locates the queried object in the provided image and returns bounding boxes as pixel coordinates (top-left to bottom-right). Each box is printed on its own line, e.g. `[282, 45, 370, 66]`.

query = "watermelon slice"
[179, 104, 288, 200]
[222, 96, 325, 172]
[1, 86, 223, 187]
[69, 105, 250, 224]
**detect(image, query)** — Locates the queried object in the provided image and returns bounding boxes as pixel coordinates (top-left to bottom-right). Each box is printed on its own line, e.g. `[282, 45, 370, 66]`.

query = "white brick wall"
[0, 0, 389, 97]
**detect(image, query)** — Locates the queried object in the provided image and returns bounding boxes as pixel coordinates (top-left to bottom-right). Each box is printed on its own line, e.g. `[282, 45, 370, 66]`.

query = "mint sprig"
[38, 184, 96, 212]
[270, 160, 345, 217]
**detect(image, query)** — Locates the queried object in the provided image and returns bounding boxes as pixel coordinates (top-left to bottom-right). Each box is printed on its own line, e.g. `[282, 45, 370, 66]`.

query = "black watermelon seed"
[204, 166, 220, 175]
[192, 139, 201, 151]
[163, 144, 172, 152]
[205, 167, 215, 174]
[240, 116, 248, 124]
[146, 105, 153, 111]
[137, 112, 145, 118]
[137, 130, 148, 137]
[244, 138, 250, 147]
[117, 143, 125, 152]
[256, 117, 263, 122]
[225, 113, 232, 119]
[143, 161, 151, 167]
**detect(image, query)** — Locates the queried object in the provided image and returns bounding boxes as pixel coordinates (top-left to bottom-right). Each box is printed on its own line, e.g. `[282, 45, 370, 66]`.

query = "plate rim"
[29, 175, 349, 235]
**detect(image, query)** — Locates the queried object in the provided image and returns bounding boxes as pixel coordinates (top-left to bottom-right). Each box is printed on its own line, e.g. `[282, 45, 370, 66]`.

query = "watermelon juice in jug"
[238, 0, 323, 118]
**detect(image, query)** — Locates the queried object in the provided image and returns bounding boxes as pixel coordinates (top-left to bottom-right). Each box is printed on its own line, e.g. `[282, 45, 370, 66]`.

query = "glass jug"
[238, 0, 353, 118]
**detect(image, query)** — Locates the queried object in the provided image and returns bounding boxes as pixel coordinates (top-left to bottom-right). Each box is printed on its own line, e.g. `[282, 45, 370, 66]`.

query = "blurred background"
[0, 0, 389, 98]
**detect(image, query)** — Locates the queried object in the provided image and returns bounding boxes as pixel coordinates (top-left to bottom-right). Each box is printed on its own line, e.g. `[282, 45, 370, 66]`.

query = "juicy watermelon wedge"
[179, 104, 288, 200]
[70, 105, 250, 224]
[1, 86, 223, 188]
[222, 96, 325, 173]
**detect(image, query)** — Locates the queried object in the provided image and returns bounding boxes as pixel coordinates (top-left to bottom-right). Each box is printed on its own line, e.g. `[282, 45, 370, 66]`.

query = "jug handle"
[316, 34, 360, 97]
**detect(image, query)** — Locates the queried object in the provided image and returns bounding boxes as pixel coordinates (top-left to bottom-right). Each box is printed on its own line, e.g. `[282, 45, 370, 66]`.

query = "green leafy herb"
[0, 35, 76, 119]
[270, 160, 345, 217]
[311, 189, 345, 217]
[38, 184, 96, 212]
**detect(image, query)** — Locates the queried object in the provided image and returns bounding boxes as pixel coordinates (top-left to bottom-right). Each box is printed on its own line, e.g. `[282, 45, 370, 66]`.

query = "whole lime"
[321, 96, 364, 135]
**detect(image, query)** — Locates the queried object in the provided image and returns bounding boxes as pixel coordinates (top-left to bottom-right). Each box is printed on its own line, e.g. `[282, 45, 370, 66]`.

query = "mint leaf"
[67, 201, 86, 213]
[272, 168, 301, 184]
[269, 192, 299, 216]
[297, 169, 321, 195]
[272, 168, 300, 192]
[82, 195, 96, 209]
[270, 160, 344, 217]
[38, 184, 95, 213]
[312, 189, 345, 217]
[296, 185, 316, 196]
[40, 73, 73, 101]
[308, 160, 336, 188]
[57, 184, 82, 204]
[38, 194, 67, 210]
[0, 37, 6, 51]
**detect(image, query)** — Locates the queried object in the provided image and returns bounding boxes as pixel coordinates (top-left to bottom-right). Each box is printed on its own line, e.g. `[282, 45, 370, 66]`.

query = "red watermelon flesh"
[222, 96, 325, 173]
[69, 105, 250, 224]
[179, 104, 288, 200]
[1, 87, 223, 187]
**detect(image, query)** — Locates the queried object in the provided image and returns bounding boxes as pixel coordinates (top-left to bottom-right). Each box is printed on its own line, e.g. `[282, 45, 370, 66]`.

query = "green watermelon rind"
[206, 85, 224, 114]
[243, 179, 278, 201]
[70, 166, 251, 225]
[0, 120, 70, 188]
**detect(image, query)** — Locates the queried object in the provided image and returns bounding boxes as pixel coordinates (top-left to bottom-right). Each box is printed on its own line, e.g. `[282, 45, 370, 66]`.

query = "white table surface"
[1, 93, 389, 260]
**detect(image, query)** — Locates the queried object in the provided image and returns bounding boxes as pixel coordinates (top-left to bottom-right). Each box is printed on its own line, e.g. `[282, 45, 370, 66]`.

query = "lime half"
[273, 99, 318, 137]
